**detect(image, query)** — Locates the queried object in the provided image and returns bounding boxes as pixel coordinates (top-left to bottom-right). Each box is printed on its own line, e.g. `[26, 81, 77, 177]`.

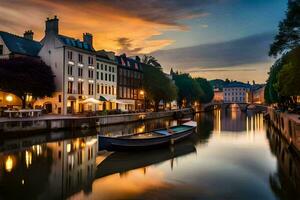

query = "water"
[0, 110, 299, 200]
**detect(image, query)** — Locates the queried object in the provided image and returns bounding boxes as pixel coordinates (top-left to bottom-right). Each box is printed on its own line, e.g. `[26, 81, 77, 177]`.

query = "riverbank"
[268, 107, 300, 153]
[0, 108, 193, 134]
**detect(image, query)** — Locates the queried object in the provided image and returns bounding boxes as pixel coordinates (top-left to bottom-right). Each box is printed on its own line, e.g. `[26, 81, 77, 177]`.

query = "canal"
[0, 109, 299, 200]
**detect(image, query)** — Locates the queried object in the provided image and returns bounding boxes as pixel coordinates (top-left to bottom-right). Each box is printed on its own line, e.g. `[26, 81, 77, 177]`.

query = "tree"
[142, 63, 177, 111]
[0, 57, 56, 108]
[195, 78, 214, 103]
[269, 0, 300, 57]
[142, 55, 162, 69]
[277, 47, 300, 104]
[173, 73, 204, 108]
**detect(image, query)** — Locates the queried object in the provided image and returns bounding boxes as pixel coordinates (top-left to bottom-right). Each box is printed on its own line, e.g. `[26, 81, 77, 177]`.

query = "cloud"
[151, 32, 275, 69]
[115, 37, 143, 55]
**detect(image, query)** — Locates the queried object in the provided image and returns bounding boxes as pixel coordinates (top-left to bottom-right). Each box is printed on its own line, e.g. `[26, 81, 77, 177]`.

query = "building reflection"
[0, 136, 97, 200]
[267, 125, 300, 199]
[212, 109, 264, 133]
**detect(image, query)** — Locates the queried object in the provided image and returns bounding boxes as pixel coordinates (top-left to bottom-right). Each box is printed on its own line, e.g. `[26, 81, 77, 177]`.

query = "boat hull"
[99, 126, 195, 151]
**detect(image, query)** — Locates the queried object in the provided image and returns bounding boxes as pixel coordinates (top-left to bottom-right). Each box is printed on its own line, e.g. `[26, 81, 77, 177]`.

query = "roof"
[58, 35, 94, 52]
[116, 54, 142, 71]
[224, 82, 251, 88]
[0, 31, 42, 57]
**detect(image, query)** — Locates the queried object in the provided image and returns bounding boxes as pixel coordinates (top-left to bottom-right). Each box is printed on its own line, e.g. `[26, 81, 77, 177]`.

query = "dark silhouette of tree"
[142, 63, 177, 111]
[142, 55, 162, 69]
[173, 73, 203, 108]
[269, 0, 300, 57]
[195, 77, 214, 103]
[0, 57, 56, 108]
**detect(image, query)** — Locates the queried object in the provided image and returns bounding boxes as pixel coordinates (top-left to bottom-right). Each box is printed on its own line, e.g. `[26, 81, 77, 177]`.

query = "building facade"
[223, 83, 250, 103]
[116, 54, 144, 111]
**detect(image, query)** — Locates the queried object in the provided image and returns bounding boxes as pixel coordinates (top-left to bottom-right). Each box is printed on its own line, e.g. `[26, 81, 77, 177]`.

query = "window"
[105, 73, 107, 81]
[97, 84, 100, 94]
[68, 81, 73, 94]
[105, 65, 107, 71]
[112, 67, 115, 73]
[78, 68, 83, 77]
[78, 54, 83, 63]
[112, 75, 115, 82]
[108, 86, 111, 94]
[97, 72, 99, 80]
[105, 86, 107, 94]
[0, 45, 4, 55]
[101, 72, 103, 80]
[88, 56, 93, 65]
[78, 82, 83, 94]
[97, 63, 99, 70]
[58, 95, 62, 103]
[67, 51, 73, 60]
[109, 66, 111, 72]
[112, 86, 114, 95]
[88, 70, 93, 79]
[101, 64, 103, 70]
[88, 83, 94, 95]
[109, 74, 111, 82]
[67, 65, 73, 76]
[101, 85, 104, 94]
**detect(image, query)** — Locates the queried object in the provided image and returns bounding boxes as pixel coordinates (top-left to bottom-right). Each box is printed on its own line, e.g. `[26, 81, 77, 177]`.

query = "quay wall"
[0, 109, 193, 134]
[268, 107, 300, 151]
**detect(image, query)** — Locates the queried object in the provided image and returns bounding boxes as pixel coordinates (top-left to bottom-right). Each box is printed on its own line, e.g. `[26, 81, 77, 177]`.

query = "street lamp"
[140, 90, 145, 111]
[6, 95, 13, 108]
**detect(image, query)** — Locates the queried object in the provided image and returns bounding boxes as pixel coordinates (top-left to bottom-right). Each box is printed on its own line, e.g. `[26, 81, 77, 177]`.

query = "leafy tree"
[0, 57, 56, 108]
[195, 77, 214, 103]
[142, 63, 177, 111]
[173, 73, 204, 108]
[278, 47, 300, 102]
[142, 55, 162, 69]
[269, 0, 300, 57]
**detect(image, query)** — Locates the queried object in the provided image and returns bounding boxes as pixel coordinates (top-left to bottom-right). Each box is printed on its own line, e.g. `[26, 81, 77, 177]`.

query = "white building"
[34, 16, 118, 114]
[223, 82, 250, 103]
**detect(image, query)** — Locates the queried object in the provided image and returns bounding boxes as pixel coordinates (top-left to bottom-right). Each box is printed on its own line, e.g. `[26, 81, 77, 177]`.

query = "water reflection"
[0, 110, 299, 200]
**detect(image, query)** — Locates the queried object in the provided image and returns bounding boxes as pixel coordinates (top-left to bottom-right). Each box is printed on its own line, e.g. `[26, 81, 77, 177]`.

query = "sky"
[0, 0, 287, 83]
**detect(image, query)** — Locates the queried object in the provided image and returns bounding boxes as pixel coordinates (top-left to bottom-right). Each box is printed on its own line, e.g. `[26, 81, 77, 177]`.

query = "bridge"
[202, 101, 267, 112]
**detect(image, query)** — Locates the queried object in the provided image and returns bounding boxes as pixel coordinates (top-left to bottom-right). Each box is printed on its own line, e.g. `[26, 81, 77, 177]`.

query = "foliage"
[269, 0, 300, 57]
[142, 55, 162, 69]
[0, 57, 56, 108]
[142, 63, 177, 111]
[173, 73, 204, 107]
[195, 78, 214, 103]
[278, 47, 300, 97]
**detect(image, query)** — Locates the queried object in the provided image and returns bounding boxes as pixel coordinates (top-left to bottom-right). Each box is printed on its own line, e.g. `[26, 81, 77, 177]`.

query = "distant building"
[223, 82, 251, 103]
[213, 88, 224, 103]
[252, 85, 265, 104]
[116, 54, 144, 111]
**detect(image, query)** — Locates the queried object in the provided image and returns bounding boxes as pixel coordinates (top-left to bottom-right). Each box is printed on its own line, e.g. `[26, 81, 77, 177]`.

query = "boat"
[98, 121, 197, 151]
[95, 141, 196, 179]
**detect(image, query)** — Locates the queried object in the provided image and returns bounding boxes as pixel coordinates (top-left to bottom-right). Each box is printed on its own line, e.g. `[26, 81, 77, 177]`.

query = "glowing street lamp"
[6, 95, 13, 102]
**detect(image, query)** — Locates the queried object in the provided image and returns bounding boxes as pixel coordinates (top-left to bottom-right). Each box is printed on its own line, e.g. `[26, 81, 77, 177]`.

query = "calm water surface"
[1, 110, 300, 200]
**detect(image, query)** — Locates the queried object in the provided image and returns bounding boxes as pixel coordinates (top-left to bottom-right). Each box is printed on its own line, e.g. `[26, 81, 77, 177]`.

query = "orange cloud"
[0, 0, 188, 54]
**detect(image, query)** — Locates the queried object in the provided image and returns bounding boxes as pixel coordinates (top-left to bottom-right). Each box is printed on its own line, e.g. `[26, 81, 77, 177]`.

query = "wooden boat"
[95, 141, 196, 179]
[98, 121, 197, 151]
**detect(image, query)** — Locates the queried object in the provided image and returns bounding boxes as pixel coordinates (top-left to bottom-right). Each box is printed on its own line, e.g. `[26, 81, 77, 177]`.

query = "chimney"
[83, 33, 93, 47]
[24, 30, 34, 40]
[45, 15, 59, 35]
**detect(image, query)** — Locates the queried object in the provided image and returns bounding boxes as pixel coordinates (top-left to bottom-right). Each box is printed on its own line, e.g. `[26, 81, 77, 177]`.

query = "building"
[213, 88, 224, 103]
[0, 31, 42, 109]
[116, 54, 144, 111]
[95, 50, 118, 110]
[223, 82, 251, 103]
[252, 85, 265, 104]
